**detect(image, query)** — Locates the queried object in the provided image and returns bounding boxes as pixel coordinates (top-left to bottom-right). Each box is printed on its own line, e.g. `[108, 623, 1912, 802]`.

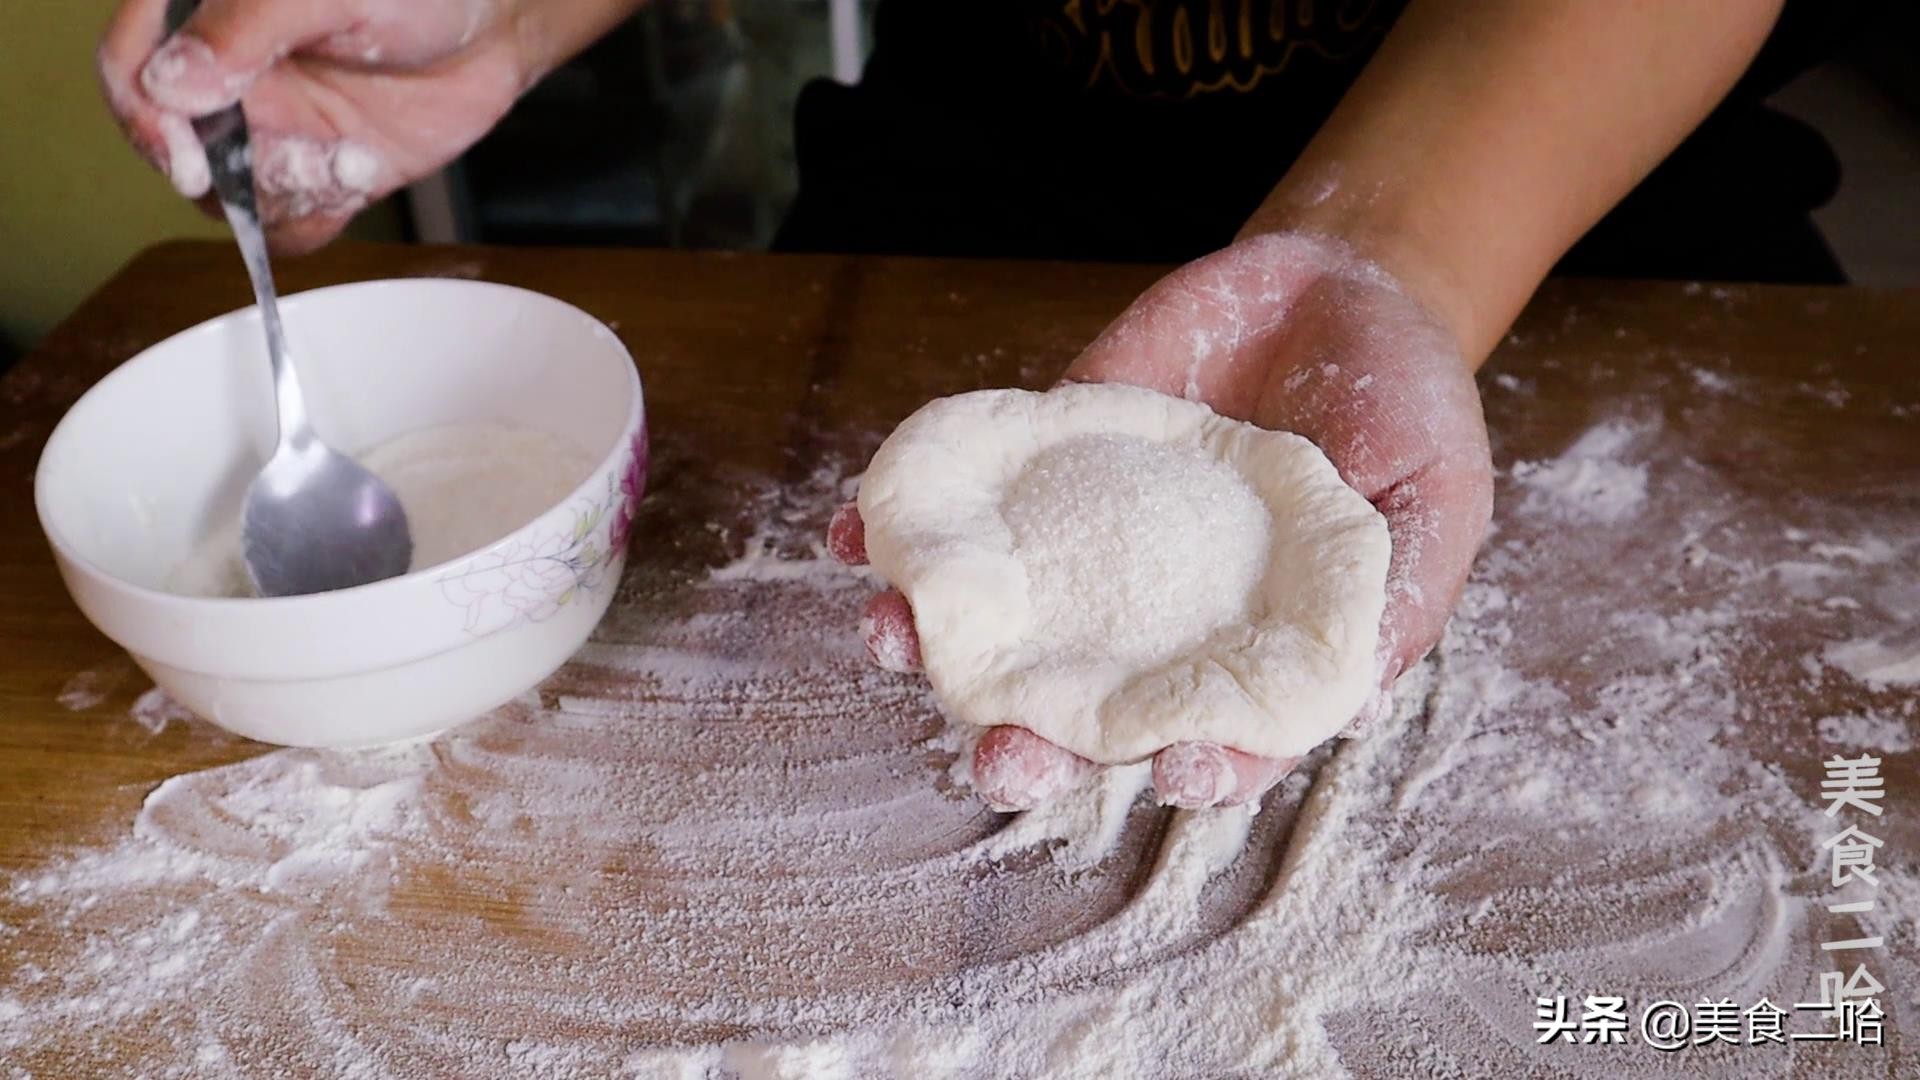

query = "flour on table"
[1823, 632, 1920, 687]
[857, 383, 1389, 763]
[3, 363, 1917, 1075]
[166, 423, 596, 598]
[1509, 418, 1650, 523]
[57, 665, 126, 712]
[1814, 711, 1915, 753]
[128, 687, 198, 735]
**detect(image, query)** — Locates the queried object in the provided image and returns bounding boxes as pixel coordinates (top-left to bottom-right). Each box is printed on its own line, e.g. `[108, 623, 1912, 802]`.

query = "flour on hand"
[857, 383, 1390, 763]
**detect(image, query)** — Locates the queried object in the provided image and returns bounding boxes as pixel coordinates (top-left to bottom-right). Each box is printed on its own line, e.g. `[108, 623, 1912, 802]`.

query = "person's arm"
[1244, 0, 1786, 364]
[854, 1, 1794, 812]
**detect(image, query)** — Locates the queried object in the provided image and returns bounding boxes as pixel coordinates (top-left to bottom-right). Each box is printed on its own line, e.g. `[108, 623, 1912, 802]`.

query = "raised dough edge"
[859, 383, 1390, 762]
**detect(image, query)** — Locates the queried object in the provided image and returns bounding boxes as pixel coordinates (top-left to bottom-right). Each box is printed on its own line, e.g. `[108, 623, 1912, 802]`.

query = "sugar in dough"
[857, 382, 1391, 763]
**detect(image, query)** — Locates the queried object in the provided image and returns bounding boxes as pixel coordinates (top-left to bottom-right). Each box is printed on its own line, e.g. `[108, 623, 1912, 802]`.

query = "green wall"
[0, 2, 398, 353]
[0, 2, 224, 350]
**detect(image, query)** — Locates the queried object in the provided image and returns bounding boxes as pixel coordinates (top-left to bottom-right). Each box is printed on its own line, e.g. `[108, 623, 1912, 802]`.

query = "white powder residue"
[1823, 633, 1920, 687]
[724, 1039, 852, 1080]
[1806, 537, 1898, 564]
[707, 527, 873, 586]
[1691, 366, 1735, 393]
[129, 686, 198, 735]
[1293, 162, 1342, 209]
[166, 515, 251, 598]
[58, 665, 126, 712]
[4, 368, 1916, 1073]
[167, 423, 596, 597]
[1509, 418, 1650, 523]
[330, 142, 381, 192]
[252, 135, 385, 221]
[1814, 711, 1915, 753]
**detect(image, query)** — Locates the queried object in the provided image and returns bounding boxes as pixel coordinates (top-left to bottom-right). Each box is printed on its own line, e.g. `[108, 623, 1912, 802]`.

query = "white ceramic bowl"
[35, 279, 646, 748]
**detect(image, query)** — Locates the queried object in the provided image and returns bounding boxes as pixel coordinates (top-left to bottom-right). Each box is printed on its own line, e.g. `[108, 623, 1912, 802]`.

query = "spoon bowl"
[242, 438, 413, 595]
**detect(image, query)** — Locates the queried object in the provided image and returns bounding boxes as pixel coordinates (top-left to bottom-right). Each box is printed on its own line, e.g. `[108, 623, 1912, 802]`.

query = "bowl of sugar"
[35, 279, 646, 747]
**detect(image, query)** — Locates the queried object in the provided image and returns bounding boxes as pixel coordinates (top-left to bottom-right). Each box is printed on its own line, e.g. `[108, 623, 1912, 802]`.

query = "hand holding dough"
[855, 382, 1390, 764]
[834, 232, 1492, 812]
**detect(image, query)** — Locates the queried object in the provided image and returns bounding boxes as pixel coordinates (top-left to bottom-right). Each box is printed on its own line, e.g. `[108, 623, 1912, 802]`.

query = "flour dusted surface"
[3, 341, 1917, 1076]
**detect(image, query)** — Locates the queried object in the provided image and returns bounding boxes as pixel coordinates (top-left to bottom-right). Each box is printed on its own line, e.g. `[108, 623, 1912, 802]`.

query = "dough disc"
[858, 382, 1390, 763]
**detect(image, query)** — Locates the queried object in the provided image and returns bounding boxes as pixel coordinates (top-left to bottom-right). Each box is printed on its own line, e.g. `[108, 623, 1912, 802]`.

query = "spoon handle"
[165, 0, 311, 450]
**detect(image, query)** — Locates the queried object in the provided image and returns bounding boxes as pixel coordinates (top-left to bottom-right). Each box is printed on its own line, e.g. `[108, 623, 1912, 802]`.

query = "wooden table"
[1, 242, 1915, 1076]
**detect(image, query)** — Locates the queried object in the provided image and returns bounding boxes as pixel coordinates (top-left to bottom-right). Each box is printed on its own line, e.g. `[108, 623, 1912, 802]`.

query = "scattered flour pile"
[2, 359, 1916, 1076]
[1508, 418, 1649, 524]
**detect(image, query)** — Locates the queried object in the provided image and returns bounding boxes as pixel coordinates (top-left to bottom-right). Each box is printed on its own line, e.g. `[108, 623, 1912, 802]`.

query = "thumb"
[140, 0, 351, 114]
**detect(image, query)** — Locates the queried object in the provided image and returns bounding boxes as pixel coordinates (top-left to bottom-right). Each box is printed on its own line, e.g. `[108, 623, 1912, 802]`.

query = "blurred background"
[1, 0, 1915, 368]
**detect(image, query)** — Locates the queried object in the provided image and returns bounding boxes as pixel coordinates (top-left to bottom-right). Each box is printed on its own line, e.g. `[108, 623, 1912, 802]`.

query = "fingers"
[833, 509, 1091, 813]
[1153, 742, 1297, 809]
[252, 133, 384, 231]
[830, 503, 915, 670]
[99, 0, 170, 98]
[105, 0, 377, 221]
[98, 0, 365, 210]
[826, 501, 867, 565]
[1367, 443, 1494, 682]
[98, 0, 212, 197]
[186, 128, 381, 253]
[971, 726, 1098, 812]
[140, 0, 353, 115]
[859, 589, 921, 674]
[836, 505, 919, 670]
[977, 730, 1289, 814]
[851, 574, 1290, 811]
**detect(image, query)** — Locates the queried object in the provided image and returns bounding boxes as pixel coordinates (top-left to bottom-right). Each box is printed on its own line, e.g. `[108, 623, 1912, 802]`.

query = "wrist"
[1236, 175, 1490, 372]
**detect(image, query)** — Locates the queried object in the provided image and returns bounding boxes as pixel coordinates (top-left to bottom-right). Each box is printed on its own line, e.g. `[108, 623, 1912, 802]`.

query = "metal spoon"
[169, 1, 411, 596]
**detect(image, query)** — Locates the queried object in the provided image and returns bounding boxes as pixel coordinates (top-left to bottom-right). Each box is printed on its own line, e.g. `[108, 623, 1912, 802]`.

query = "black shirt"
[776, 1, 1880, 282]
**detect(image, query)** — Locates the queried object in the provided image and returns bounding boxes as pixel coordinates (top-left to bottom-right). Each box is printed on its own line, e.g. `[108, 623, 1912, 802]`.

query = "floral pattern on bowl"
[438, 424, 649, 637]
[609, 425, 649, 553]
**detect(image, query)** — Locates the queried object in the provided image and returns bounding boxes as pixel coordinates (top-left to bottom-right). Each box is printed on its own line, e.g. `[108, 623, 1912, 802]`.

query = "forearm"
[1241, 0, 1784, 366]
[507, 0, 650, 86]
